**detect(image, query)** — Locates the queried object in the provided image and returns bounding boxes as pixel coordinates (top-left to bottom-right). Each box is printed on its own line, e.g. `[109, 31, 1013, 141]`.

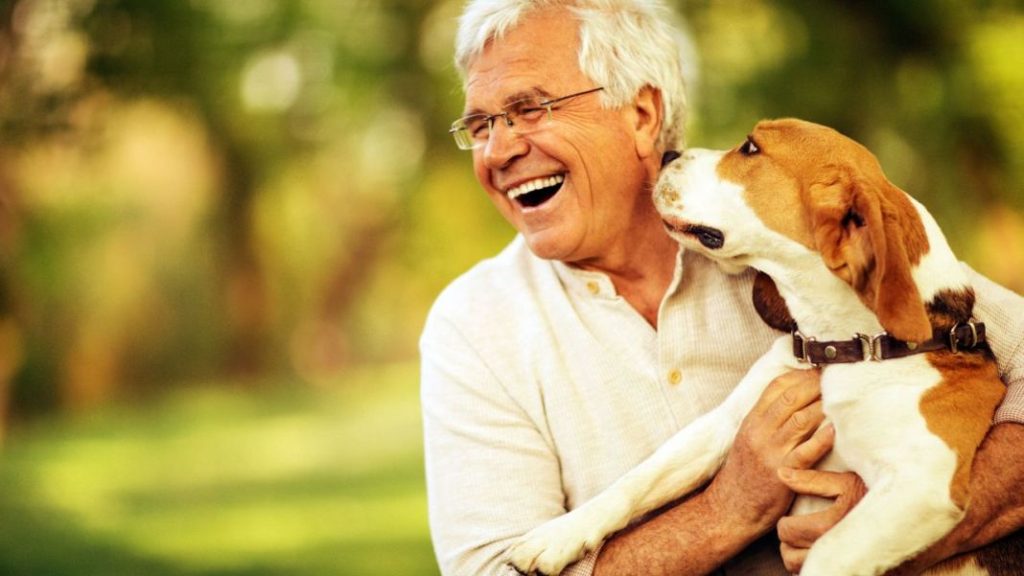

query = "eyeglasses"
[449, 87, 604, 150]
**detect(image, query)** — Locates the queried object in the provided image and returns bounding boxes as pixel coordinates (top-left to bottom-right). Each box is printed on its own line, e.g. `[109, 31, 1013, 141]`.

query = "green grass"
[0, 363, 440, 576]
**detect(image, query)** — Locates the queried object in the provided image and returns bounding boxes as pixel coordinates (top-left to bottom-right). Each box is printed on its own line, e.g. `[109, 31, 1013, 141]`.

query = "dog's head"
[654, 118, 933, 342]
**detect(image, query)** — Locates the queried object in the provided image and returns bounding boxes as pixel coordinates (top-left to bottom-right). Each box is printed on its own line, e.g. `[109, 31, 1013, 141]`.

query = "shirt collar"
[550, 247, 686, 301]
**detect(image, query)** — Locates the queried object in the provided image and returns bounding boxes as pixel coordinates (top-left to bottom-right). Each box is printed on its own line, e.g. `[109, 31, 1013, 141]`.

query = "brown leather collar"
[793, 321, 987, 365]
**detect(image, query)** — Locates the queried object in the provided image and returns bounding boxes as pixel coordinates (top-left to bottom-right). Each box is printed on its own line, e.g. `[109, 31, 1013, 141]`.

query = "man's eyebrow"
[503, 88, 552, 104]
[462, 87, 553, 116]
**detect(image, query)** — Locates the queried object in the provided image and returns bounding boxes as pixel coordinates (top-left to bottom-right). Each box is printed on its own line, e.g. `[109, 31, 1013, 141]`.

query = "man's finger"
[781, 423, 834, 469]
[777, 506, 837, 549]
[779, 541, 808, 574]
[780, 400, 824, 444]
[764, 371, 821, 427]
[776, 467, 848, 499]
[754, 368, 819, 412]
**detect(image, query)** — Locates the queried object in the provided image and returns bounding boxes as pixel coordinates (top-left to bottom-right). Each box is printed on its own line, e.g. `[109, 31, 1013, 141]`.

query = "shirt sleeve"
[420, 305, 600, 576]
[966, 265, 1024, 424]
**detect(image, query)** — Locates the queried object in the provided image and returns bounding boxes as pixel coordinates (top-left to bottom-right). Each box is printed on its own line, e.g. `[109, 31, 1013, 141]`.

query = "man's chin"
[521, 231, 575, 262]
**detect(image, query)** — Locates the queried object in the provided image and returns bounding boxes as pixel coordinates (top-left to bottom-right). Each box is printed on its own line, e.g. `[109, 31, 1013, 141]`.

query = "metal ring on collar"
[950, 321, 978, 354]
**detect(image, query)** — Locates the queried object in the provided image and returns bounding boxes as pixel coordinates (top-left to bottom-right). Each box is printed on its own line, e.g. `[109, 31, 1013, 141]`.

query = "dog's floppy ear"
[808, 167, 932, 343]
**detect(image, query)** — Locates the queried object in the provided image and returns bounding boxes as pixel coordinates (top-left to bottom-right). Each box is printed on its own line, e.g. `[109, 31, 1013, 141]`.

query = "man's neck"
[571, 228, 679, 328]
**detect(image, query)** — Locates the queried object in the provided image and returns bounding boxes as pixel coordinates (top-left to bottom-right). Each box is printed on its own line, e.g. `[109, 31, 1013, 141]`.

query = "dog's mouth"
[662, 219, 725, 250]
[507, 174, 565, 208]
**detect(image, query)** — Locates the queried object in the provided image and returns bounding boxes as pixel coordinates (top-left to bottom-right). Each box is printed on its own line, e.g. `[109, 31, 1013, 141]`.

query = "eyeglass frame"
[449, 86, 605, 150]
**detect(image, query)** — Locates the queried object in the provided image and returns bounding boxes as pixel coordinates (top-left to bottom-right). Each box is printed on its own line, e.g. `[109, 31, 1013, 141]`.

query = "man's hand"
[774, 415, 867, 574]
[776, 463, 867, 573]
[594, 369, 825, 576]
[704, 369, 825, 535]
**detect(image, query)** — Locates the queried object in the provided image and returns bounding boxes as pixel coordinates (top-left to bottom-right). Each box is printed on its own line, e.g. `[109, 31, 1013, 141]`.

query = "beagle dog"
[508, 119, 1006, 575]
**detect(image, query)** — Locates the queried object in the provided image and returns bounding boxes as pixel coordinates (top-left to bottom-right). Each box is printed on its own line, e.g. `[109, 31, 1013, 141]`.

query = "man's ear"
[808, 168, 932, 343]
[631, 85, 663, 162]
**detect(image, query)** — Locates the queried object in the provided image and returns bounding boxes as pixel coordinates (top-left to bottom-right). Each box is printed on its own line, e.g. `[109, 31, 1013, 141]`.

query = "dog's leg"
[507, 337, 799, 575]
[799, 471, 963, 576]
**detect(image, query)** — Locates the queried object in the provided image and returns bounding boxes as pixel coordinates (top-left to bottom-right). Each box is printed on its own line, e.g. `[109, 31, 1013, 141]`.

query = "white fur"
[507, 145, 975, 576]
[805, 358, 962, 574]
[908, 195, 972, 303]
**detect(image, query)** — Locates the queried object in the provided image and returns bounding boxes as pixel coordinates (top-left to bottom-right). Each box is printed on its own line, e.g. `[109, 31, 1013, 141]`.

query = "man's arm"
[594, 369, 825, 576]
[421, 310, 571, 576]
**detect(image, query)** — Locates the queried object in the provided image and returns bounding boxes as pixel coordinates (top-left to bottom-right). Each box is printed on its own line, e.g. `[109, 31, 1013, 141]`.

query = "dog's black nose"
[661, 150, 682, 167]
[689, 225, 725, 249]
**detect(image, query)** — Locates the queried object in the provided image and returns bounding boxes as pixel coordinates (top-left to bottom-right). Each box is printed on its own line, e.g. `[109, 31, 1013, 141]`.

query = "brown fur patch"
[928, 288, 977, 330]
[922, 553, 988, 575]
[932, 529, 1024, 575]
[717, 119, 934, 342]
[920, 350, 1004, 508]
[976, 529, 1024, 576]
[751, 271, 797, 332]
[716, 125, 815, 251]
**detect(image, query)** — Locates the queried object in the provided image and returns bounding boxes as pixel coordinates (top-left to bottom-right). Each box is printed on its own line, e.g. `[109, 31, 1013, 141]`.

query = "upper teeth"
[507, 175, 564, 200]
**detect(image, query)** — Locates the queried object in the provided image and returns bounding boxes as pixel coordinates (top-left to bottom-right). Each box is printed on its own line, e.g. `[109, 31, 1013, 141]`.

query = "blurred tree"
[84, 0, 291, 377]
[0, 0, 486, 420]
[0, 0, 1020, 427]
[0, 0, 425, 415]
[1, 0, 272, 416]
[682, 0, 1024, 231]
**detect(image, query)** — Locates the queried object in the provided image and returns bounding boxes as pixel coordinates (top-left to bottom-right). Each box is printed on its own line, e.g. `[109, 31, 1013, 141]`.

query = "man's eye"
[739, 137, 760, 156]
[512, 100, 545, 119]
[466, 117, 489, 137]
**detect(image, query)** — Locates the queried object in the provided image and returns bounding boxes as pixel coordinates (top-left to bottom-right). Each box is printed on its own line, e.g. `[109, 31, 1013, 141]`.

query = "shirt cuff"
[994, 378, 1024, 425]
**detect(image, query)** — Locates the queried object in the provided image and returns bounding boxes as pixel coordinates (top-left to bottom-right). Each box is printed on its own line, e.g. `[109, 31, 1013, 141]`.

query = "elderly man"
[420, 1, 1024, 574]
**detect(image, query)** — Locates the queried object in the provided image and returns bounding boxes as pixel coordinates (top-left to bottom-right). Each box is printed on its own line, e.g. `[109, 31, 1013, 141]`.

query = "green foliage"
[0, 0, 1021, 415]
[681, 0, 1024, 253]
[0, 364, 439, 575]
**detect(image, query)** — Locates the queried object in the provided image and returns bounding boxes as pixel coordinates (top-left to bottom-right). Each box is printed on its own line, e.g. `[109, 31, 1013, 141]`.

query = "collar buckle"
[793, 330, 816, 366]
[856, 332, 886, 362]
[950, 321, 979, 354]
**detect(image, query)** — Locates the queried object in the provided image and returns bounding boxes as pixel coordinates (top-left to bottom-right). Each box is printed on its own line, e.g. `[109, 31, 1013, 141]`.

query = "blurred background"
[0, 0, 1021, 574]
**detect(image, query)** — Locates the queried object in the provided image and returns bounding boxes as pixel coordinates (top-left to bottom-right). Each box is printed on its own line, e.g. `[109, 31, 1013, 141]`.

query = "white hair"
[454, 0, 696, 150]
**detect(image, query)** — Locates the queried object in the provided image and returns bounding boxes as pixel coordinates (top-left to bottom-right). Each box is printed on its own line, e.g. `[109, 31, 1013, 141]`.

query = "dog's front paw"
[507, 512, 606, 575]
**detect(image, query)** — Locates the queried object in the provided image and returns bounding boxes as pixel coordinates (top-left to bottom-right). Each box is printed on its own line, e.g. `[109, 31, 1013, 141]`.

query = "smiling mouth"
[662, 220, 725, 250]
[507, 174, 565, 208]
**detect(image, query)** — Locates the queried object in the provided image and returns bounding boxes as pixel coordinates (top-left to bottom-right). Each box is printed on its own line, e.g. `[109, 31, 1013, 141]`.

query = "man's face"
[463, 9, 651, 263]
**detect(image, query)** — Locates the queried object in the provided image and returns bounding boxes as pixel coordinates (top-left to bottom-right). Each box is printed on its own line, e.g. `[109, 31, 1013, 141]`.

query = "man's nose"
[482, 116, 528, 168]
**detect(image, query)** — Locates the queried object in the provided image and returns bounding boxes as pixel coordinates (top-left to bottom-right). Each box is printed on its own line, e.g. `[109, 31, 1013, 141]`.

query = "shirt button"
[668, 369, 682, 385]
[586, 281, 600, 295]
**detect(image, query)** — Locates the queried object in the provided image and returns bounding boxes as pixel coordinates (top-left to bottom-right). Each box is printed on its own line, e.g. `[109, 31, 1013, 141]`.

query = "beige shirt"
[420, 235, 1024, 576]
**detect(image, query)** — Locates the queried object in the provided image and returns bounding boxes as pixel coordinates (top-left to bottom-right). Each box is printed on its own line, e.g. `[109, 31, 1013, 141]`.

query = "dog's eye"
[661, 150, 682, 167]
[739, 137, 760, 156]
